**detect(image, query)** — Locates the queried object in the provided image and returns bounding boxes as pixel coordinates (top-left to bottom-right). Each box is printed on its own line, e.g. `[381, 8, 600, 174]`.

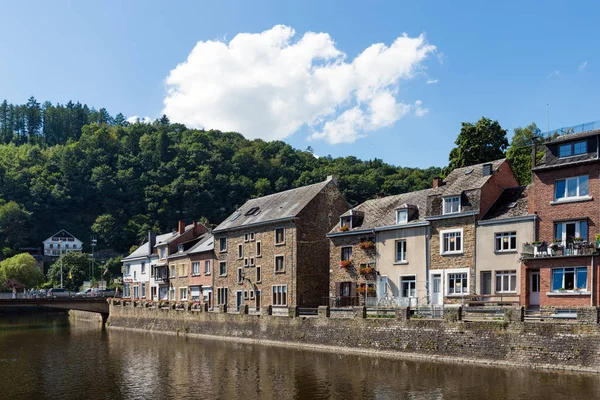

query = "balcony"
[153, 266, 169, 283]
[522, 241, 597, 259]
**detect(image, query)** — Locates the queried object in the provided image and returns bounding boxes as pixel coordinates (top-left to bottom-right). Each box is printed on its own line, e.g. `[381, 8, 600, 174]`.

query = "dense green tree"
[0, 201, 32, 256]
[506, 122, 544, 185]
[0, 253, 45, 290]
[47, 252, 92, 291]
[447, 117, 509, 172]
[25, 96, 42, 141]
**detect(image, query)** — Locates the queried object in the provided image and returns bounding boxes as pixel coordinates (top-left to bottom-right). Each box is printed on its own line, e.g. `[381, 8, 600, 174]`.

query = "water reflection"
[0, 316, 598, 399]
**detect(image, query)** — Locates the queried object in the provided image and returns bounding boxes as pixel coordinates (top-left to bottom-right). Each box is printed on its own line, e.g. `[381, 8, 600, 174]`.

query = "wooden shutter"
[335, 282, 341, 297]
[350, 282, 357, 297]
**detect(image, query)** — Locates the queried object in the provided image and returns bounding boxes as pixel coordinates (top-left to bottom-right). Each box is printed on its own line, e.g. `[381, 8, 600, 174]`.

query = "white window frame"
[169, 264, 176, 278]
[192, 261, 200, 276]
[237, 268, 243, 284]
[256, 241, 262, 257]
[495, 270, 517, 293]
[554, 175, 589, 201]
[244, 257, 249, 267]
[141, 262, 146, 274]
[446, 268, 470, 296]
[340, 216, 352, 229]
[159, 247, 166, 260]
[495, 232, 517, 252]
[551, 267, 588, 292]
[249, 233, 255, 242]
[238, 244, 243, 259]
[217, 287, 228, 305]
[219, 237, 227, 252]
[219, 261, 227, 277]
[250, 257, 255, 267]
[399, 274, 416, 298]
[396, 209, 408, 224]
[141, 283, 146, 298]
[443, 196, 461, 215]
[179, 287, 187, 301]
[395, 240, 407, 263]
[275, 228, 285, 245]
[272, 285, 287, 306]
[125, 264, 131, 276]
[341, 246, 352, 262]
[204, 260, 211, 275]
[169, 287, 175, 300]
[275, 255, 285, 273]
[440, 228, 463, 255]
[244, 234, 249, 243]
[256, 266, 262, 283]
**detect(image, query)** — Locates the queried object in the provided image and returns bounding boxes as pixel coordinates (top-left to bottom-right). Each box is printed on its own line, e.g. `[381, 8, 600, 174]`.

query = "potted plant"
[358, 240, 375, 250]
[367, 286, 376, 295]
[360, 266, 373, 275]
[339, 225, 350, 232]
[340, 259, 353, 269]
[356, 285, 366, 294]
[522, 242, 534, 256]
[596, 234, 600, 249]
[551, 239, 563, 255]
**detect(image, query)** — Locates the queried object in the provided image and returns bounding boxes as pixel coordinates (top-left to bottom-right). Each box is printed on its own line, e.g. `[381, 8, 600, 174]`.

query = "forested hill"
[0, 97, 442, 255]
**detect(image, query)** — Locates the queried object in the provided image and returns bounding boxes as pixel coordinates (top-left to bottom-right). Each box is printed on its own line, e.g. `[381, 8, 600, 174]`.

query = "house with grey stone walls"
[212, 177, 349, 311]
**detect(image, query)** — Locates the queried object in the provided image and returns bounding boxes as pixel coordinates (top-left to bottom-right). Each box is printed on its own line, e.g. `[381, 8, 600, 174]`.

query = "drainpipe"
[473, 214, 477, 296]
[591, 254, 595, 307]
[426, 225, 430, 305]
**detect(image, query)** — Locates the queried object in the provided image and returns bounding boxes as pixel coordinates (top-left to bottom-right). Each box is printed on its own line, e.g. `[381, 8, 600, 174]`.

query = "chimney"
[326, 175, 338, 185]
[482, 163, 493, 177]
[432, 177, 444, 189]
[148, 231, 156, 253]
[178, 220, 185, 235]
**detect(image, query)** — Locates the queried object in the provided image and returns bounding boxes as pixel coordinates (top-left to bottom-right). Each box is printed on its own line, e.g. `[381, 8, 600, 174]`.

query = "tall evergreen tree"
[0, 100, 9, 143]
[25, 96, 42, 140]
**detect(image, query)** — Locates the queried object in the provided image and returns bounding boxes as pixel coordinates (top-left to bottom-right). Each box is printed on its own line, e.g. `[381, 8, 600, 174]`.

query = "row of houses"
[122, 127, 600, 311]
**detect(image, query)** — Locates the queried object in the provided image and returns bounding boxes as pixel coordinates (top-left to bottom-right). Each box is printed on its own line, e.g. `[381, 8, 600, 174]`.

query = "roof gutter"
[477, 214, 537, 226]
[327, 228, 375, 238]
[212, 216, 298, 234]
[425, 211, 478, 221]
[374, 221, 430, 232]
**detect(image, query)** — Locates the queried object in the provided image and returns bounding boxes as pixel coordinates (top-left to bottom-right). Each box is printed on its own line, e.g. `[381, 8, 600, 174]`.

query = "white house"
[43, 230, 83, 257]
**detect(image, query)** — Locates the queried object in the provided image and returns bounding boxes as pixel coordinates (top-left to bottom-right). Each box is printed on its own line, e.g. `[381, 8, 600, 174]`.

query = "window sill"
[495, 291, 517, 295]
[191, 274, 200, 277]
[275, 270, 286, 274]
[446, 294, 470, 298]
[219, 274, 227, 278]
[546, 291, 591, 296]
[393, 261, 408, 265]
[275, 242, 286, 246]
[441, 252, 464, 256]
[550, 196, 593, 205]
[494, 250, 517, 254]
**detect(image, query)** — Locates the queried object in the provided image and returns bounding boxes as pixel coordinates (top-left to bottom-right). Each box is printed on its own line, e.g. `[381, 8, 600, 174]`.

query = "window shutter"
[350, 282, 357, 297]
[335, 282, 341, 297]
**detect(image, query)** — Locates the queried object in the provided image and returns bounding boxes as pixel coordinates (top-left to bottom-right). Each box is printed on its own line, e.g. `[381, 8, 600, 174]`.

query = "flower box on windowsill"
[339, 226, 350, 232]
[339, 260, 353, 269]
[358, 241, 375, 250]
[359, 266, 373, 275]
[547, 290, 591, 296]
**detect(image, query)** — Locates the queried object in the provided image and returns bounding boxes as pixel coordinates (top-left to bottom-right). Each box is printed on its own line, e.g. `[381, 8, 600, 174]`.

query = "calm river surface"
[0, 314, 598, 400]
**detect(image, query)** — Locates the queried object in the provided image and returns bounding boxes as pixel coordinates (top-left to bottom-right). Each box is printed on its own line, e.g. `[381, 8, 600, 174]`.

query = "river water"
[0, 314, 598, 400]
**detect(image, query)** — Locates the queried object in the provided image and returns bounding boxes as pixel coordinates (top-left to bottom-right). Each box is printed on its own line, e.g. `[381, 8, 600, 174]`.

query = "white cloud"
[127, 116, 153, 124]
[547, 70, 560, 79]
[578, 61, 588, 72]
[426, 79, 438, 84]
[414, 100, 429, 117]
[163, 25, 437, 144]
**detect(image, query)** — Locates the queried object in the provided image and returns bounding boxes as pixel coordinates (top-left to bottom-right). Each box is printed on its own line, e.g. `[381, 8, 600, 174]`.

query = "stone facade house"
[426, 159, 519, 305]
[522, 129, 600, 308]
[212, 177, 348, 311]
[327, 189, 431, 307]
[476, 186, 536, 304]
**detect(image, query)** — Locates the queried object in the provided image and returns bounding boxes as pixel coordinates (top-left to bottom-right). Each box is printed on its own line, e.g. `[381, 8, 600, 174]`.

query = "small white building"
[43, 230, 83, 257]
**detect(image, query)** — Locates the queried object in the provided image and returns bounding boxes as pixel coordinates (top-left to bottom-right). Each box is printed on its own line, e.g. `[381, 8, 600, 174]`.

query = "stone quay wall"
[108, 300, 600, 373]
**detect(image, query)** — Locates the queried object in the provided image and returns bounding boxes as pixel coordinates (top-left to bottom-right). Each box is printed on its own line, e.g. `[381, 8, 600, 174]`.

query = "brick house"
[212, 177, 348, 311]
[187, 234, 215, 306]
[521, 129, 600, 308]
[426, 159, 519, 305]
[327, 189, 430, 307]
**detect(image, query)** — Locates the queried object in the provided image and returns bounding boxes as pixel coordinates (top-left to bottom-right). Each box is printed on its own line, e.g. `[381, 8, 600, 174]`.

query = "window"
[443, 196, 461, 214]
[219, 261, 227, 276]
[125, 264, 131, 275]
[190, 286, 201, 301]
[256, 266, 262, 283]
[219, 237, 227, 252]
[250, 257, 255, 266]
[249, 233, 255, 241]
[341, 247, 352, 261]
[396, 209, 408, 224]
[574, 141, 587, 155]
[340, 216, 352, 229]
[141, 283, 146, 298]
[554, 220, 588, 243]
[272, 285, 287, 306]
[275, 256, 285, 273]
[169, 265, 176, 278]
[141, 262, 146, 274]
[559, 141, 587, 158]
[256, 241, 262, 257]
[124, 284, 130, 298]
[551, 267, 587, 291]
[243, 290, 248, 300]
[275, 228, 285, 244]
[151, 265, 155, 277]
[204, 260, 211, 275]
[441, 229, 463, 254]
[133, 270, 136, 280]
[495, 270, 517, 293]
[559, 144, 572, 157]
[238, 244, 243, 259]
[495, 232, 517, 252]
[448, 272, 468, 295]
[400, 276, 416, 298]
[244, 258, 249, 267]
[554, 176, 589, 201]
[395, 240, 407, 262]
[179, 263, 186, 277]
[169, 288, 175, 300]
[250, 290, 255, 300]
[237, 268, 243, 284]
[178, 244, 184, 253]
[179, 287, 187, 301]
[244, 234, 249, 242]
[192, 262, 200, 276]
[217, 288, 228, 305]
[160, 247, 166, 259]
[481, 272, 492, 295]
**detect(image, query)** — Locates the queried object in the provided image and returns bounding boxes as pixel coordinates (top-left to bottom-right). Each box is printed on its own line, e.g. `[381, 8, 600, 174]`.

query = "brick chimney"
[432, 177, 444, 189]
[327, 175, 338, 185]
[177, 220, 185, 235]
[148, 231, 156, 252]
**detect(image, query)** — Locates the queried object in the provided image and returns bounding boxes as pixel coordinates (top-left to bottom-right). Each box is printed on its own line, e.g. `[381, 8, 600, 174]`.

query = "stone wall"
[109, 302, 600, 372]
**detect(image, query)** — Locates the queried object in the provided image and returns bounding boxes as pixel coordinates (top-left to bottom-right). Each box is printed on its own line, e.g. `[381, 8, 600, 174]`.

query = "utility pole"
[59, 239, 63, 289]
[91, 235, 97, 285]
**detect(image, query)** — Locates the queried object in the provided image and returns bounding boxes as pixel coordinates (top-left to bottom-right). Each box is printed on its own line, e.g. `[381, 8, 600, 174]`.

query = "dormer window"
[396, 209, 408, 224]
[178, 244, 184, 253]
[443, 196, 461, 215]
[340, 216, 352, 229]
[559, 141, 587, 158]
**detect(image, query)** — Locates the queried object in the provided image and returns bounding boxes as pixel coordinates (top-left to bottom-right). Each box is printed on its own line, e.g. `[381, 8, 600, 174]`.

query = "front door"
[236, 291, 243, 312]
[529, 270, 540, 306]
[431, 274, 442, 305]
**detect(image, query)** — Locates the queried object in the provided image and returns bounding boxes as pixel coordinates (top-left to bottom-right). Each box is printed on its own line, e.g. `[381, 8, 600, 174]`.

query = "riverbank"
[108, 302, 600, 374]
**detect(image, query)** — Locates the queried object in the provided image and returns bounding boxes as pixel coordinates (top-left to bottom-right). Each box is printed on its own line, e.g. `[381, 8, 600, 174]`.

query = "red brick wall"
[529, 163, 600, 243]
[189, 251, 214, 288]
[479, 160, 519, 217]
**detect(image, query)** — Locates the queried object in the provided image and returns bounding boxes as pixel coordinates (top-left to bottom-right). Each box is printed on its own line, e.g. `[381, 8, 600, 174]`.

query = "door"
[133, 286, 139, 299]
[236, 291, 243, 312]
[529, 271, 540, 306]
[431, 274, 442, 305]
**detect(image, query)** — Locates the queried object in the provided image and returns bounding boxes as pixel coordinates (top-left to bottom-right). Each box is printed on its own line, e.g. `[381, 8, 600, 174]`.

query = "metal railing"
[542, 120, 600, 138]
[525, 308, 577, 321]
[411, 306, 444, 319]
[462, 307, 505, 321]
[298, 307, 318, 316]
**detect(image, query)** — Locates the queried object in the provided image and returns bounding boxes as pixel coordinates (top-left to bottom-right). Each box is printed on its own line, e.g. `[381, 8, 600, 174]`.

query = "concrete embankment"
[108, 302, 600, 374]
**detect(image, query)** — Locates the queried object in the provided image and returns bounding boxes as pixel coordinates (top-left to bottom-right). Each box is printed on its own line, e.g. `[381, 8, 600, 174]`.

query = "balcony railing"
[522, 241, 597, 259]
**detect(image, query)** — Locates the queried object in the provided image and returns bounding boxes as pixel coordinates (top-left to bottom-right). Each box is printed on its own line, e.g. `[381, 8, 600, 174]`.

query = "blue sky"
[1, 1, 599, 168]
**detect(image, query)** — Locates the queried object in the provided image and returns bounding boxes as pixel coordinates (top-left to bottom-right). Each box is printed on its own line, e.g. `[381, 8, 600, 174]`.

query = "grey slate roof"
[155, 224, 196, 247]
[122, 232, 172, 261]
[166, 232, 212, 260]
[213, 179, 332, 232]
[330, 188, 431, 234]
[188, 233, 214, 254]
[481, 186, 530, 221]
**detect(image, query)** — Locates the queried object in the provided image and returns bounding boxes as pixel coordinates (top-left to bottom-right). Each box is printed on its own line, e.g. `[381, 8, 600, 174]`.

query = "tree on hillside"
[506, 122, 544, 185]
[0, 253, 45, 290]
[0, 201, 32, 257]
[47, 252, 92, 291]
[25, 96, 42, 140]
[447, 117, 509, 172]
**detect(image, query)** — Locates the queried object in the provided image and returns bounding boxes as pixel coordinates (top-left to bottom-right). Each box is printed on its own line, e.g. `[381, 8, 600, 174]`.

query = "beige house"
[476, 186, 535, 303]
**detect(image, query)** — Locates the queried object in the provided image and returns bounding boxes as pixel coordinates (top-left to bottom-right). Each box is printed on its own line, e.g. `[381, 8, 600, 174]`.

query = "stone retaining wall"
[108, 301, 600, 373]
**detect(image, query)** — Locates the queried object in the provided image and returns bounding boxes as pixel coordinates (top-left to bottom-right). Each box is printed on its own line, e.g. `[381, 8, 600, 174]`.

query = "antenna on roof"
[546, 104, 549, 138]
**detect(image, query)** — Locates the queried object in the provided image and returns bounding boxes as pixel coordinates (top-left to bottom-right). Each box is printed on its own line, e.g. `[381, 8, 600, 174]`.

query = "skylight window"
[245, 207, 261, 216]
[230, 213, 241, 222]
[465, 169, 474, 175]
[508, 201, 517, 209]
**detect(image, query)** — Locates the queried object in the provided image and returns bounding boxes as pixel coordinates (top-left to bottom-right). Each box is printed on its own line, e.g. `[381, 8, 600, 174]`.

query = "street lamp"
[59, 239, 63, 289]
[91, 235, 97, 283]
